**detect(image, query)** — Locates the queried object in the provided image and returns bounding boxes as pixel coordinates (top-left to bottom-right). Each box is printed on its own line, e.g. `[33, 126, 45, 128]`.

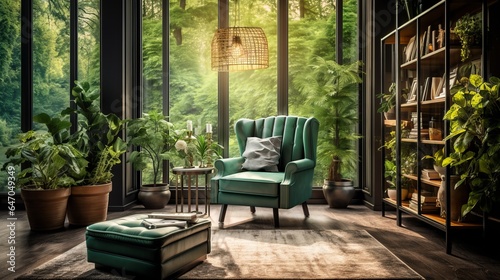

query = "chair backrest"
[235, 116, 319, 172]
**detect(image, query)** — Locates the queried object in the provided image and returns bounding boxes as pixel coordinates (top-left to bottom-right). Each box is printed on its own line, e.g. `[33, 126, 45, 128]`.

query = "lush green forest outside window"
[0, 0, 100, 192]
[0, 1, 21, 190]
[0, 0, 360, 192]
[289, 0, 360, 186]
[140, 0, 360, 187]
[142, 0, 219, 184]
[228, 1, 278, 157]
[33, 0, 70, 126]
[78, 0, 100, 85]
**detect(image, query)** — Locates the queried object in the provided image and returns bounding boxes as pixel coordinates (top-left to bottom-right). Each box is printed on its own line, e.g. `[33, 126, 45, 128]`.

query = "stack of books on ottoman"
[141, 213, 199, 229]
[409, 191, 439, 213]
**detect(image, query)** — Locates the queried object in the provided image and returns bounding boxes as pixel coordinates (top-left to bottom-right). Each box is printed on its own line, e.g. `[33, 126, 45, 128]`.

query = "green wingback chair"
[211, 116, 319, 227]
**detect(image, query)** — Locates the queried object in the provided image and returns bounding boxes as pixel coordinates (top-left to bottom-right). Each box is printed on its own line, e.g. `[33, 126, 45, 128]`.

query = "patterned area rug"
[17, 229, 423, 279]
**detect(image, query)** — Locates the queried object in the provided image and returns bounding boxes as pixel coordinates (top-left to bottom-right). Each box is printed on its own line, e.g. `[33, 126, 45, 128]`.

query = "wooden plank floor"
[1, 204, 499, 280]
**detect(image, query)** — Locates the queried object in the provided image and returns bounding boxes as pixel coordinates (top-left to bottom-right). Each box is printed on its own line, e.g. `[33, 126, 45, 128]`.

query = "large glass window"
[0, 1, 21, 192]
[228, 1, 278, 157]
[33, 0, 70, 124]
[142, 0, 218, 184]
[1, 1, 100, 193]
[78, 0, 100, 86]
[140, 0, 361, 187]
[289, 0, 360, 186]
[168, 0, 218, 142]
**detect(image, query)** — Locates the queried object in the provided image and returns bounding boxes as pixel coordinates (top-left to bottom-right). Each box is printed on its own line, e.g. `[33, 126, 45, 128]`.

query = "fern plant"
[305, 58, 363, 181]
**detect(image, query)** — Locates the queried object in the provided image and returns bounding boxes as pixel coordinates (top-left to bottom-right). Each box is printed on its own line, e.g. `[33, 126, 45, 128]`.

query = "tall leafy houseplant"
[63, 81, 128, 225]
[442, 74, 500, 217]
[305, 58, 363, 208]
[127, 111, 178, 209]
[128, 110, 176, 186]
[66, 81, 127, 185]
[2, 113, 87, 230]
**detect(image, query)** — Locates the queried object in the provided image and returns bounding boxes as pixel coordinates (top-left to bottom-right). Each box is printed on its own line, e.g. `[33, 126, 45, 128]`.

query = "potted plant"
[454, 13, 482, 62]
[193, 134, 224, 168]
[127, 110, 178, 209]
[377, 82, 397, 119]
[423, 147, 446, 177]
[384, 160, 411, 201]
[63, 81, 127, 226]
[377, 83, 409, 120]
[304, 58, 363, 208]
[2, 113, 87, 230]
[380, 129, 415, 201]
[441, 74, 500, 221]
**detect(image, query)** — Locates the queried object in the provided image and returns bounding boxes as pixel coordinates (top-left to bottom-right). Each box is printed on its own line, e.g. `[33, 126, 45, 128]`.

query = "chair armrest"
[280, 159, 315, 208]
[211, 157, 245, 204]
[213, 157, 245, 177]
[283, 159, 315, 183]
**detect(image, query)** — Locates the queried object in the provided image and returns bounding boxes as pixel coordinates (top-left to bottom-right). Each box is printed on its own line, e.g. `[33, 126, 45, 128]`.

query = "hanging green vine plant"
[454, 13, 482, 62]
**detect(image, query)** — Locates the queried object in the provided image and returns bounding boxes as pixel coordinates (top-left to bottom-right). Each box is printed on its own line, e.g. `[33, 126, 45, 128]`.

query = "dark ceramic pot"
[138, 184, 171, 209]
[322, 179, 355, 208]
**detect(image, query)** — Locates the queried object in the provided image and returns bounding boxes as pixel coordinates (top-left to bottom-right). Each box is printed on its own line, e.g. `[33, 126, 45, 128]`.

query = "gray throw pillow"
[242, 136, 282, 172]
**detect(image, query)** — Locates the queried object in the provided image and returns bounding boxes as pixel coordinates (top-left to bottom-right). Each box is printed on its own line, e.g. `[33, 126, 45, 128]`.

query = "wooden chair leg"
[219, 204, 228, 223]
[250, 206, 256, 213]
[302, 202, 310, 217]
[273, 208, 279, 228]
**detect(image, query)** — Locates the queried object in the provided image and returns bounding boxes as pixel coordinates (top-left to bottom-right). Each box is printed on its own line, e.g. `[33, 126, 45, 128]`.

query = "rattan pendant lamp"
[211, 0, 269, 72]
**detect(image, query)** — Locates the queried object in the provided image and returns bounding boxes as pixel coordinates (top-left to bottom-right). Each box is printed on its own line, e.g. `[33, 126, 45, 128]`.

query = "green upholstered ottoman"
[85, 214, 211, 279]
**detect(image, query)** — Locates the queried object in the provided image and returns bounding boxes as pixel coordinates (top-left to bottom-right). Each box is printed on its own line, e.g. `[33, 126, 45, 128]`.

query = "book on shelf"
[408, 128, 429, 139]
[430, 77, 443, 99]
[422, 77, 431, 101]
[431, 30, 436, 53]
[424, 25, 432, 55]
[405, 36, 416, 62]
[421, 168, 440, 180]
[435, 72, 446, 99]
[419, 31, 427, 57]
[411, 192, 438, 204]
[409, 200, 439, 213]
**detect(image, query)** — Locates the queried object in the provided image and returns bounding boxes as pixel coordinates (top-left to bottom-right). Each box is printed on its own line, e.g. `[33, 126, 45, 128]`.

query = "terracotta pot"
[322, 179, 355, 208]
[138, 184, 171, 209]
[67, 182, 112, 226]
[21, 187, 71, 231]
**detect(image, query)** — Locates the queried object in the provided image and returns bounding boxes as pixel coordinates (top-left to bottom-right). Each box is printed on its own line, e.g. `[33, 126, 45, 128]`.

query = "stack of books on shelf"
[409, 191, 439, 213]
[421, 168, 440, 180]
[408, 128, 428, 140]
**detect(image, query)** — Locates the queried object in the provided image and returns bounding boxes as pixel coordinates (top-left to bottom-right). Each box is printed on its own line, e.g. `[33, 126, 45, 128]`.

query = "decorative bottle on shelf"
[429, 117, 442, 140]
